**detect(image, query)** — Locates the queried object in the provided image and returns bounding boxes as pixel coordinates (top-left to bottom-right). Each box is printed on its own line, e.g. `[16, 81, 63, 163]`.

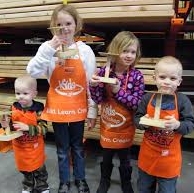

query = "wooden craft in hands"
[98, 52, 117, 84]
[0, 112, 23, 141]
[48, 26, 79, 59]
[140, 92, 166, 128]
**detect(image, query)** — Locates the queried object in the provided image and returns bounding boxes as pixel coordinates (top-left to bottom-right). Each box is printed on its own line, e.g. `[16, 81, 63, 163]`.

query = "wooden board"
[0, 131, 23, 141]
[140, 116, 165, 128]
[0, 0, 174, 27]
[54, 49, 79, 59]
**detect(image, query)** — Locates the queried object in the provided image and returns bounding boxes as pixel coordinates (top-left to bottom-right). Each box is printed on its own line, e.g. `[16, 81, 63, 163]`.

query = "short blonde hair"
[15, 75, 37, 91]
[50, 4, 82, 36]
[155, 56, 183, 77]
[107, 31, 141, 66]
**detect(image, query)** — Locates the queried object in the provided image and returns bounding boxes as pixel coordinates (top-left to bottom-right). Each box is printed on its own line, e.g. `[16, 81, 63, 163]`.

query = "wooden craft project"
[139, 92, 166, 128]
[0, 112, 23, 141]
[98, 52, 117, 84]
[48, 26, 79, 59]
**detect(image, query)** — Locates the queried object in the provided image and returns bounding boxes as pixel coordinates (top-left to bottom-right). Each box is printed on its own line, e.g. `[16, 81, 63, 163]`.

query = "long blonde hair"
[107, 31, 141, 66]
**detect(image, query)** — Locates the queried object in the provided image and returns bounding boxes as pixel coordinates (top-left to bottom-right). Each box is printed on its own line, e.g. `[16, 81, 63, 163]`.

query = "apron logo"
[101, 104, 126, 128]
[55, 78, 84, 96]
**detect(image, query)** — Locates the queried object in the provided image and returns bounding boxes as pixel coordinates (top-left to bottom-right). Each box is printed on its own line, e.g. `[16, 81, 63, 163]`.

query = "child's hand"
[1, 115, 10, 128]
[49, 35, 64, 50]
[90, 74, 101, 87]
[86, 118, 96, 130]
[110, 79, 120, 94]
[12, 121, 29, 131]
[164, 115, 180, 131]
[140, 114, 150, 128]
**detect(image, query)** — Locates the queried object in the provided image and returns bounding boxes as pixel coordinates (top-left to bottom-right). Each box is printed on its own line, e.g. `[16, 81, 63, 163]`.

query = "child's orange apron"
[0, 135, 12, 153]
[100, 84, 135, 149]
[138, 94, 182, 178]
[41, 52, 87, 122]
[12, 106, 45, 172]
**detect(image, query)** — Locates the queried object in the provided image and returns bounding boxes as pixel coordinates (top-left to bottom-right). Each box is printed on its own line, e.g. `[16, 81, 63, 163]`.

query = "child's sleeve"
[176, 93, 194, 135]
[28, 103, 48, 136]
[113, 69, 145, 111]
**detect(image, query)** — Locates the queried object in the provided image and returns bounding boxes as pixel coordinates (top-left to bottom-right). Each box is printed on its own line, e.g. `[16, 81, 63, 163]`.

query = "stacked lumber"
[0, 56, 32, 78]
[0, 56, 193, 143]
[0, 92, 144, 145]
[0, 0, 175, 28]
[0, 56, 158, 85]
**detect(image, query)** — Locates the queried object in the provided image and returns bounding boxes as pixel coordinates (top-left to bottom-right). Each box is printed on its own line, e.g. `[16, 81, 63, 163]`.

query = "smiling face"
[55, 11, 76, 45]
[116, 43, 138, 69]
[108, 31, 141, 72]
[50, 4, 82, 45]
[154, 57, 182, 94]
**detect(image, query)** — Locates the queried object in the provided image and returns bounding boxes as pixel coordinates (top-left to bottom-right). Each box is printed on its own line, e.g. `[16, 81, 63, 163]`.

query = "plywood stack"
[0, 56, 158, 84]
[0, 0, 174, 29]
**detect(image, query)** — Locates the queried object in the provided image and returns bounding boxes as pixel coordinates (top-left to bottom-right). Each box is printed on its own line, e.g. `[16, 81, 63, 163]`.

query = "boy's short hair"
[155, 56, 183, 77]
[15, 74, 37, 90]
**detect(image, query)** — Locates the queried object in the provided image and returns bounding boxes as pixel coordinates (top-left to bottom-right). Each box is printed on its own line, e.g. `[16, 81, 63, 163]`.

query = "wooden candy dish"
[139, 91, 168, 128]
[0, 111, 23, 141]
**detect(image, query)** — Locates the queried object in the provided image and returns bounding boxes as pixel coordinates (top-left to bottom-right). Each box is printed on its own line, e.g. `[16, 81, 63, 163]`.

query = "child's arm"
[13, 117, 48, 136]
[89, 67, 106, 104]
[112, 69, 145, 111]
[169, 93, 194, 135]
[27, 109, 48, 136]
[28, 120, 48, 136]
[26, 41, 56, 79]
[134, 93, 152, 130]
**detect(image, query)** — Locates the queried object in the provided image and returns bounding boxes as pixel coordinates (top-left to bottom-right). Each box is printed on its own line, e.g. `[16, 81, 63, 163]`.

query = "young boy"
[134, 56, 194, 193]
[1, 75, 49, 193]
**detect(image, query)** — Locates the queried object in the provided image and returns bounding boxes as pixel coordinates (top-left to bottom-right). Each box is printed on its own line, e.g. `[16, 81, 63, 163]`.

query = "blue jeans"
[52, 121, 85, 183]
[138, 168, 177, 193]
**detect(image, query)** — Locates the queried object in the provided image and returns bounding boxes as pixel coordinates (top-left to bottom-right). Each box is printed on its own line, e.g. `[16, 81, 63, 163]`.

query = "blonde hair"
[155, 56, 183, 76]
[15, 75, 37, 91]
[107, 31, 141, 66]
[50, 4, 82, 36]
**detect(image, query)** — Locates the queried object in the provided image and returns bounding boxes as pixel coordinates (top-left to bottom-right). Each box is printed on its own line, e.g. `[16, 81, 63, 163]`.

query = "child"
[134, 56, 194, 193]
[1, 75, 49, 193]
[27, 4, 97, 193]
[89, 31, 145, 193]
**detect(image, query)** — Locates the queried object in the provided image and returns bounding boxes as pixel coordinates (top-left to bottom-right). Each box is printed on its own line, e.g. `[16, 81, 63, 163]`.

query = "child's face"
[55, 11, 76, 44]
[154, 64, 182, 94]
[15, 83, 37, 108]
[117, 43, 137, 68]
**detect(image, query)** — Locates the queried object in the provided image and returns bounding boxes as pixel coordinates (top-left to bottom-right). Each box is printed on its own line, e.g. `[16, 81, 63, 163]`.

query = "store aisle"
[0, 139, 193, 193]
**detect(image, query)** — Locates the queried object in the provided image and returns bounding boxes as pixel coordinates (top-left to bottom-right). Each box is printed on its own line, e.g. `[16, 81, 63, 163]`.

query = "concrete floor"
[0, 138, 194, 193]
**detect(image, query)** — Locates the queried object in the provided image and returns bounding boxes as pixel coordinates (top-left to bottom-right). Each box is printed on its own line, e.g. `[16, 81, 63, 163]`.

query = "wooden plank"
[0, 0, 61, 9]
[71, 0, 174, 8]
[0, 9, 174, 20]
[78, 5, 173, 14]
[81, 10, 174, 21]
[0, 4, 57, 15]
[0, 56, 31, 60]
[0, 4, 173, 15]
[0, 0, 175, 10]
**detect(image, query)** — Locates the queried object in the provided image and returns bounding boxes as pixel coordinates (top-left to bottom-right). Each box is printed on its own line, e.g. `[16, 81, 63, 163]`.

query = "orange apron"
[41, 51, 87, 122]
[12, 106, 45, 172]
[100, 84, 135, 149]
[0, 128, 12, 152]
[138, 94, 182, 178]
[0, 141, 12, 153]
